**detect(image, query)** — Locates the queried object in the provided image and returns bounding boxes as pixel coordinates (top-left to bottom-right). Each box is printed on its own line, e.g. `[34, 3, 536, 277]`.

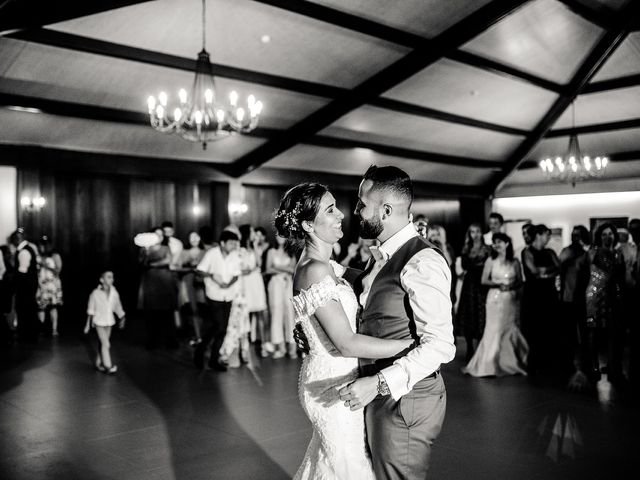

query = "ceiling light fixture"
[539, 102, 608, 187]
[147, 0, 263, 149]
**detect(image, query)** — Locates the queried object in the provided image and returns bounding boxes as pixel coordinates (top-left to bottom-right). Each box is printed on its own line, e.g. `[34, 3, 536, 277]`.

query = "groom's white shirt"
[360, 222, 456, 400]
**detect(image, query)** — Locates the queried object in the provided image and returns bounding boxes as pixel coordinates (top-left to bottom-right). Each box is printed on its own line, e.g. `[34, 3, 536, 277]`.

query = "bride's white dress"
[292, 261, 375, 480]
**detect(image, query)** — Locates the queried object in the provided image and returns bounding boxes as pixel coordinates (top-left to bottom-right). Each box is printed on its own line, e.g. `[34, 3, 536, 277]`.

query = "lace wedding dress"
[292, 261, 375, 480]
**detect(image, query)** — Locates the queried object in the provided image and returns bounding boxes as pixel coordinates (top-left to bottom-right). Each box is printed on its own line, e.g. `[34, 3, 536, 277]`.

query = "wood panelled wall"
[15, 163, 487, 328]
[17, 167, 229, 325]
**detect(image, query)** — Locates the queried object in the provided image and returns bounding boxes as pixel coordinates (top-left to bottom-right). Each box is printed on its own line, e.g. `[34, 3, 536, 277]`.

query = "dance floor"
[1, 333, 637, 480]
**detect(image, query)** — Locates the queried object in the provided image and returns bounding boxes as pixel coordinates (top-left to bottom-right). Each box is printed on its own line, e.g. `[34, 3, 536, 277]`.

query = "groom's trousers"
[365, 373, 446, 480]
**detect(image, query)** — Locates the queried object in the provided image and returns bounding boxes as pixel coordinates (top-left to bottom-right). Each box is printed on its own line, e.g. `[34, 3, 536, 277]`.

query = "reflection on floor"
[1, 335, 638, 480]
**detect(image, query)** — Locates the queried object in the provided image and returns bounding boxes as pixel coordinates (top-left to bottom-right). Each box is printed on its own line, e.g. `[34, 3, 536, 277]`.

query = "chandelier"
[146, 0, 263, 149]
[539, 102, 608, 186]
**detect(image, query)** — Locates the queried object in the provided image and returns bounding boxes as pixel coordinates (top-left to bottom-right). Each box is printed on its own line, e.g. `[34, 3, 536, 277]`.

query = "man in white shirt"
[339, 165, 455, 479]
[195, 230, 241, 371]
[483, 211, 505, 245]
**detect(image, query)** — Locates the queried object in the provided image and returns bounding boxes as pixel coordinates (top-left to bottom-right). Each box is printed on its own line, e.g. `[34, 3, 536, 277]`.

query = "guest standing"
[180, 231, 206, 345]
[265, 235, 296, 358]
[195, 230, 242, 371]
[585, 223, 625, 383]
[559, 226, 591, 383]
[463, 233, 527, 377]
[36, 236, 63, 336]
[84, 271, 126, 374]
[521, 224, 560, 377]
[456, 223, 491, 361]
[427, 224, 457, 316]
[239, 225, 268, 348]
[138, 227, 178, 349]
[10, 229, 40, 343]
[483, 212, 505, 246]
[627, 219, 640, 387]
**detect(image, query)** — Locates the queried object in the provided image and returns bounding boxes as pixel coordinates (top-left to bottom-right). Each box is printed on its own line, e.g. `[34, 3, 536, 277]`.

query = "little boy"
[84, 271, 126, 374]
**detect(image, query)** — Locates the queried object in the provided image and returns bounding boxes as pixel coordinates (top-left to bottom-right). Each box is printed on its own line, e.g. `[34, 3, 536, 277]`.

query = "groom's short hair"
[363, 165, 413, 206]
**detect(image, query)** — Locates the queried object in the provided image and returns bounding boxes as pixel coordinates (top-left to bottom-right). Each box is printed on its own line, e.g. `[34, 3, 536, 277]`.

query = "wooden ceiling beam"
[8, 28, 528, 137]
[252, 0, 562, 93]
[0, 0, 154, 34]
[371, 97, 528, 136]
[7, 28, 344, 99]
[487, 2, 640, 194]
[556, 0, 618, 30]
[546, 117, 640, 137]
[308, 135, 504, 170]
[0, 144, 486, 197]
[226, 0, 530, 177]
[583, 73, 640, 93]
[447, 50, 565, 93]
[0, 92, 498, 169]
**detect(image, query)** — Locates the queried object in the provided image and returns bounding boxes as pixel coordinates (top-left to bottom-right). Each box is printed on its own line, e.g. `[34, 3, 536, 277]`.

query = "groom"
[339, 165, 456, 479]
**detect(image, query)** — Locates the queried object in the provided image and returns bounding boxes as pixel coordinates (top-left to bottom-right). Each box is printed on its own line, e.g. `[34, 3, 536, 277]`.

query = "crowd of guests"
[447, 213, 640, 391]
[3, 211, 639, 392]
[133, 221, 299, 372]
[1, 228, 64, 344]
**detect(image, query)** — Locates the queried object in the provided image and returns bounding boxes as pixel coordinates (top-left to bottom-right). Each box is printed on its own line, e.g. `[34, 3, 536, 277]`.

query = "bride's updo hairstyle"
[274, 183, 329, 240]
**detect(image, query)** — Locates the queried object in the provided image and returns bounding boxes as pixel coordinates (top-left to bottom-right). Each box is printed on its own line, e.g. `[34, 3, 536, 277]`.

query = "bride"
[274, 183, 413, 480]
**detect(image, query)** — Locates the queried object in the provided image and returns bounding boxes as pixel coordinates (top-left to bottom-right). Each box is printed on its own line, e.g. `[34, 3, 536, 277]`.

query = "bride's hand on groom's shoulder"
[339, 376, 379, 411]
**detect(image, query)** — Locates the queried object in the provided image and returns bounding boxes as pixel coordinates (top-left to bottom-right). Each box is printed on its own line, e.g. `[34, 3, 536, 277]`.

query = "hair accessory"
[275, 201, 303, 235]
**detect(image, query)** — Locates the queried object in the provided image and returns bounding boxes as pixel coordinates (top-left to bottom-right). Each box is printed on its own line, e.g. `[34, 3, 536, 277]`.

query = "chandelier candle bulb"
[179, 89, 188, 104]
[147, 96, 156, 113]
[229, 91, 238, 107]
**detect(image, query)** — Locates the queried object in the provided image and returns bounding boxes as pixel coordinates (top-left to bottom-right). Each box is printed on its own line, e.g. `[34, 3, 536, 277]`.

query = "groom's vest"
[355, 236, 446, 377]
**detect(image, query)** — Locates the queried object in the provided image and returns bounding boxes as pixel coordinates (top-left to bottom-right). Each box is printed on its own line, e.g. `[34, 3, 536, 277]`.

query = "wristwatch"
[376, 372, 391, 396]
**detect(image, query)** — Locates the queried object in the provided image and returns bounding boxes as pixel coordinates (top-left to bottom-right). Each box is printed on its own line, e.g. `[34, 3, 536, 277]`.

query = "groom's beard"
[359, 216, 384, 239]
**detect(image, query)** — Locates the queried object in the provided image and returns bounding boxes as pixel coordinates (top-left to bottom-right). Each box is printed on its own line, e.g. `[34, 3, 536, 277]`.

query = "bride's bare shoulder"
[294, 259, 334, 292]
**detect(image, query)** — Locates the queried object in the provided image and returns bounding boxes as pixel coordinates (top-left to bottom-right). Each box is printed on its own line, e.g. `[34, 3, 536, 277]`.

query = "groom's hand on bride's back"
[294, 324, 310, 355]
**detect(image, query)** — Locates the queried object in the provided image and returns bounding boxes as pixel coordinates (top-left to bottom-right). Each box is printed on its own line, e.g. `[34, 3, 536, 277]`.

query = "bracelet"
[376, 372, 391, 396]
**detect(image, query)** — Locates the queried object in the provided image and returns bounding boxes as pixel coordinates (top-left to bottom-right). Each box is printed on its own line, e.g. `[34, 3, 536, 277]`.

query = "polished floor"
[1, 330, 638, 480]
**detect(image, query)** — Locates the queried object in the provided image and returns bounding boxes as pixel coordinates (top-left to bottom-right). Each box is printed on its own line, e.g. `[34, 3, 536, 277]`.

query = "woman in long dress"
[275, 183, 413, 480]
[36, 236, 63, 336]
[456, 223, 491, 361]
[463, 233, 528, 377]
[585, 223, 625, 382]
[138, 227, 177, 349]
[265, 235, 297, 358]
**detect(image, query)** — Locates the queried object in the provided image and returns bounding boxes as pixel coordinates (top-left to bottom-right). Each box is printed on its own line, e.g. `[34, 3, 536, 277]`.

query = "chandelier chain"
[201, 0, 206, 51]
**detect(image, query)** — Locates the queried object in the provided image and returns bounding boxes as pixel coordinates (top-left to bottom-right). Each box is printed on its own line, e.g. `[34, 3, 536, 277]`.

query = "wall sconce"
[192, 204, 202, 216]
[228, 202, 248, 216]
[21, 195, 46, 211]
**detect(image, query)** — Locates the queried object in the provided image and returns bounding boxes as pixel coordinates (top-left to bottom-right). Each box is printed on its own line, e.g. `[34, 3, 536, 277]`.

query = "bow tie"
[368, 246, 388, 263]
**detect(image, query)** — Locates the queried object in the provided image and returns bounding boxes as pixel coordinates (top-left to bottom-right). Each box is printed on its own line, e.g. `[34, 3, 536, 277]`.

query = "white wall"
[493, 191, 640, 249]
[0, 167, 17, 243]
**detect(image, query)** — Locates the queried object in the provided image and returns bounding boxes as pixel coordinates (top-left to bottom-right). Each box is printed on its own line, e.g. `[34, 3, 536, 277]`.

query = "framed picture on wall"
[589, 217, 628, 235]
